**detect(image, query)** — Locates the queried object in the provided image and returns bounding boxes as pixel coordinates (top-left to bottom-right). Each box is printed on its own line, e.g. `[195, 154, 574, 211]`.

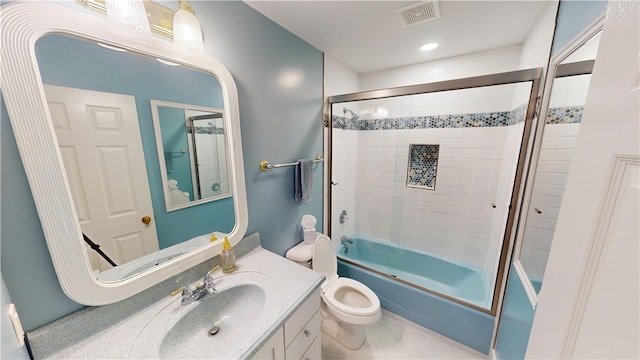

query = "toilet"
[169, 189, 190, 205]
[167, 179, 190, 206]
[312, 234, 381, 350]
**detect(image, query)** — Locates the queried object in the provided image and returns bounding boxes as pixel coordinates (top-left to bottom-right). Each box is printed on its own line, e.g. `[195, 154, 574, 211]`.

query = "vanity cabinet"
[284, 288, 321, 360]
[252, 327, 285, 360]
[252, 288, 321, 360]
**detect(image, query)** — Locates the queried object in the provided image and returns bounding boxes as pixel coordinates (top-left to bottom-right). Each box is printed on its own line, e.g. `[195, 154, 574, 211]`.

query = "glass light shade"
[105, 0, 150, 35]
[173, 8, 204, 53]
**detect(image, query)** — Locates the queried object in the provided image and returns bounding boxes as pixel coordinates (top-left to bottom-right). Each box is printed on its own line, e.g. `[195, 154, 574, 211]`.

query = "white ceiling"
[244, 1, 551, 74]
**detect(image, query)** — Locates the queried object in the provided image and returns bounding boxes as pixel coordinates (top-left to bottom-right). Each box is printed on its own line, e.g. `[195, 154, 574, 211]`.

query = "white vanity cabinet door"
[300, 334, 321, 360]
[252, 327, 284, 360]
[284, 288, 321, 360]
[285, 310, 320, 360]
[254, 288, 321, 360]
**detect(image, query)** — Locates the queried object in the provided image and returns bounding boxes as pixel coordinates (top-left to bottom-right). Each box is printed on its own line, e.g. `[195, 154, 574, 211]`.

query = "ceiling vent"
[396, 1, 441, 28]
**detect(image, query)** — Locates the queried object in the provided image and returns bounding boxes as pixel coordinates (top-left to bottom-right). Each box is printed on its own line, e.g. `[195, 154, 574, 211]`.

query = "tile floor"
[321, 310, 488, 359]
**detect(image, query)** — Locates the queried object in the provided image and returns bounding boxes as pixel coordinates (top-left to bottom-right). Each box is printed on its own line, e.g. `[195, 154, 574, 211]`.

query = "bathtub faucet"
[179, 266, 219, 305]
[341, 236, 353, 254]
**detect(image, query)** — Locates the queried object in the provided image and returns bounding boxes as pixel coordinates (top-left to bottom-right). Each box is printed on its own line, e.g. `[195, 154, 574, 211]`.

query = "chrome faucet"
[339, 210, 349, 224]
[180, 266, 219, 305]
[341, 236, 353, 244]
[340, 236, 353, 254]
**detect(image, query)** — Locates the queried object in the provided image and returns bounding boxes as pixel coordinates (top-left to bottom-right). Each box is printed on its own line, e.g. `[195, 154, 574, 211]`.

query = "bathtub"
[338, 234, 489, 308]
[337, 234, 495, 354]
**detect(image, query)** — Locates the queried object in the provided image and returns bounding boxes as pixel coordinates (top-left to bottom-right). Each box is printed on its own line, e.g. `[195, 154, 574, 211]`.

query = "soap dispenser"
[220, 236, 236, 273]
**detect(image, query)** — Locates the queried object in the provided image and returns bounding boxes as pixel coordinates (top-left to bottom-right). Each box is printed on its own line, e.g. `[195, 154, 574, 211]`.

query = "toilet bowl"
[169, 189, 190, 205]
[312, 234, 381, 349]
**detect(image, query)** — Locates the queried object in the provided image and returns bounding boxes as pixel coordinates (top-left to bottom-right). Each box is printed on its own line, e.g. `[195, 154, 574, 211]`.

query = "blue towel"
[164, 151, 173, 173]
[294, 159, 313, 204]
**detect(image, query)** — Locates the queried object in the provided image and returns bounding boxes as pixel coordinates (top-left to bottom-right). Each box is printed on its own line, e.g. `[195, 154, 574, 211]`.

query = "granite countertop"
[28, 233, 324, 359]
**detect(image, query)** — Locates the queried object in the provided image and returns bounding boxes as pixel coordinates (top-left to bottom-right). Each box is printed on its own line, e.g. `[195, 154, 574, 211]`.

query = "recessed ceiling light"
[420, 42, 439, 51]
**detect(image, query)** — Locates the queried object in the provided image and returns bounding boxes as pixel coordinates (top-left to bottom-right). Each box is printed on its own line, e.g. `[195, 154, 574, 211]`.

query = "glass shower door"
[329, 70, 540, 312]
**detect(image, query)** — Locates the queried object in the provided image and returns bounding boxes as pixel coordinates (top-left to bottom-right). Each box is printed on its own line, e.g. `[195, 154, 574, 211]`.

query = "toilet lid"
[312, 235, 337, 285]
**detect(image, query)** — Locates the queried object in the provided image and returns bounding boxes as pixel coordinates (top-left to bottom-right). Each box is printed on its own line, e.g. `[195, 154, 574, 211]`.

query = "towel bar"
[169, 148, 187, 155]
[260, 155, 323, 172]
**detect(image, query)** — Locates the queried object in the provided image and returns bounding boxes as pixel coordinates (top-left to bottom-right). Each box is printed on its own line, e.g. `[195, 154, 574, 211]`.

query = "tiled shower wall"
[193, 132, 229, 198]
[332, 86, 529, 271]
[331, 129, 358, 240]
[352, 126, 510, 268]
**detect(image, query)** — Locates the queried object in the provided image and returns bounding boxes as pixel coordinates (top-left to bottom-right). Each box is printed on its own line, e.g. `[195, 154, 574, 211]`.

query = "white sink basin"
[128, 271, 275, 359]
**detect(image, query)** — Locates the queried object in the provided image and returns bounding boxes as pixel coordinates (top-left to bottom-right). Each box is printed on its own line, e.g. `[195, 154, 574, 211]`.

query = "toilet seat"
[313, 235, 380, 319]
[323, 277, 380, 317]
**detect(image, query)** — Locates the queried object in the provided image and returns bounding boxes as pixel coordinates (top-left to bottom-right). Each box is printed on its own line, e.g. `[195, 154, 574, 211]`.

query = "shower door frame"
[326, 67, 543, 315]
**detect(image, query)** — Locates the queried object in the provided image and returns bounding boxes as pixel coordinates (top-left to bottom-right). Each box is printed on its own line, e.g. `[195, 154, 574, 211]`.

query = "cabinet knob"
[304, 329, 311, 337]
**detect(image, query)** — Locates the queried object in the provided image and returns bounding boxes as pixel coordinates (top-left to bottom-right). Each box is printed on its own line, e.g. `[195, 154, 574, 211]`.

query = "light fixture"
[77, 0, 174, 39]
[173, 0, 204, 53]
[156, 58, 181, 67]
[420, 42, 439, 51]
[104, 0, 150, 36]
[97, 42, 128, 52]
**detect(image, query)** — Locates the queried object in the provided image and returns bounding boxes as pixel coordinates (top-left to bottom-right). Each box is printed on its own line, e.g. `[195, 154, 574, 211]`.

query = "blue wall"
[196, 1, 324, 258]
[1, 1, 322, 331]
[494, 268, 536, 359]
[551, 0, 608, 56]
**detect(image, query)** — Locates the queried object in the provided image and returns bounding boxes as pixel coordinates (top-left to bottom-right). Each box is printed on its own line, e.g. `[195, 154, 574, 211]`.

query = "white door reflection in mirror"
[46, 85, 160, 271]
[151, 100, 232, 212]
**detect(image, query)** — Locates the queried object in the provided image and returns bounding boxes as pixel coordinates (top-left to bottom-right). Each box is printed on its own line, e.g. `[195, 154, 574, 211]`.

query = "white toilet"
[169, 189, 190, 205]
[312, 234, 381, 350]
[167, 179, 190, 206]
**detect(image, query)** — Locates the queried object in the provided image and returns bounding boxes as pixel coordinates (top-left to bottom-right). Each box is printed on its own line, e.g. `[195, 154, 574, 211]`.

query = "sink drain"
[208, 325, 220, 336]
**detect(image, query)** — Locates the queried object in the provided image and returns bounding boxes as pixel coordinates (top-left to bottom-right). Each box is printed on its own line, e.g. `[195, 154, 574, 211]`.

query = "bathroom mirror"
[0, 2, 247, 305]
[36, 33, 237, 281]
[514, 24, 602, 301]
[151, 100, 232, 212]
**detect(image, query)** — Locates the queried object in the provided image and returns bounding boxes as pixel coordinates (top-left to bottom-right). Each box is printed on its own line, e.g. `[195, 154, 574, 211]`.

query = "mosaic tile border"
[545, 105, 584, 124]
[193, 125, 224, 134]
[330, 104, 528, 130]
[328, 105, 583, 130]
